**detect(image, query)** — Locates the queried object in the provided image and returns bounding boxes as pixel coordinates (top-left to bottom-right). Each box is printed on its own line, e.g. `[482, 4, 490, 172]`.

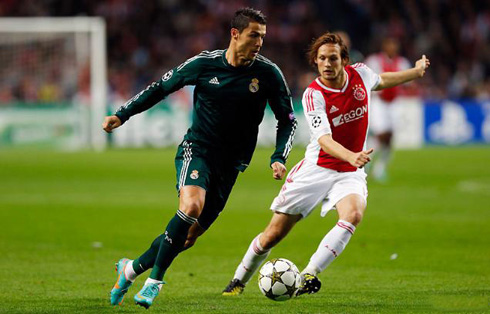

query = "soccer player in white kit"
[365, 38, 412, 182]
[222, 32, 430, 296]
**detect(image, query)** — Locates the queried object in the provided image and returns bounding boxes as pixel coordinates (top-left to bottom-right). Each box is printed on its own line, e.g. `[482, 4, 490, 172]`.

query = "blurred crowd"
[0, 0, 488, 105]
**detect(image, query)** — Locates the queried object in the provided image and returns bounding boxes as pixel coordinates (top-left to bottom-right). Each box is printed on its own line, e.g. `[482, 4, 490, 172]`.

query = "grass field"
[0, 147, 489, 313]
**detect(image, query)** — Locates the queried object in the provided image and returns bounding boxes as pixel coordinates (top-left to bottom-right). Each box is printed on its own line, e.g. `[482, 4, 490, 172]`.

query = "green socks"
[149, 210, 197, 281]
[132, 233, 165, 275]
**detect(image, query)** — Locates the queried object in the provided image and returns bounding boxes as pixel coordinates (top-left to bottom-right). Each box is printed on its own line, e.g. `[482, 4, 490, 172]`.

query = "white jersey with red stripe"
[302, 63, 380, 172]
[365, 53, 411, 102]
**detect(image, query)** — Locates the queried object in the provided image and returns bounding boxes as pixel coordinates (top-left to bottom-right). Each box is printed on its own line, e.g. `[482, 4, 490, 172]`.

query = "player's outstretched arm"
[374, 55, 430, 90]
[102, 115, 122, 133]
[318, 134, 374, 168]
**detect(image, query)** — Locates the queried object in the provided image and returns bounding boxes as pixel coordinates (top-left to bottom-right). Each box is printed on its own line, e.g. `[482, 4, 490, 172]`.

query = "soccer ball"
[258, 258, 300, 301]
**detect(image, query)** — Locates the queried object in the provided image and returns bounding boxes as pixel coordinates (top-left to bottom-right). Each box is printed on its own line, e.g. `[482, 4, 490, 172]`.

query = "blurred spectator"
[0, 0, 488, 105]
[365, 37, 412, 182]
[335, 30, 364, 64]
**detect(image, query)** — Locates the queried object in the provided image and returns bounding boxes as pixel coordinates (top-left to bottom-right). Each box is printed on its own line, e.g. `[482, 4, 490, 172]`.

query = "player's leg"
[298, 193, 366, 296]
[181, 164, 239, 250]
[134, 185, 205, 308]
[223, 212, 301, 295]
[151, 186, 204, 278]
[110, 235, 166, 305]
[369, 99, 392, 182]
[297, 170, 367, 296]
[182, 221, 206, 249]
[110, 257, 135, 305]
[223, 159, 326, 296]
[133, 141, 210, 308]
[118, 196, 208, 306]
[119, 207, 207, 282]
[114, 222, 197, 295]
[372, 131, 392, 181]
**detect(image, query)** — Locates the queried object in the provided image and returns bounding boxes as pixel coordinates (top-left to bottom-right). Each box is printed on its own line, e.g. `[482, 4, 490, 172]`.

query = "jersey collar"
[222, 49, 256, 69]
[315, 69, 349, 93]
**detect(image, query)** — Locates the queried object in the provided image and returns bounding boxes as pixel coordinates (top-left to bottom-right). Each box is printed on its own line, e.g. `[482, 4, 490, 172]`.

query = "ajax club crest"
[352, 84, 366, 101]
[249, 78, 259, 93]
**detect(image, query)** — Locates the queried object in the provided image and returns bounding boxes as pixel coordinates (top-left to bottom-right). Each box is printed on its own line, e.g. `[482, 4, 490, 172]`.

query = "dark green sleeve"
[115, 55, 202, 124]
[267, 65, 297, 166]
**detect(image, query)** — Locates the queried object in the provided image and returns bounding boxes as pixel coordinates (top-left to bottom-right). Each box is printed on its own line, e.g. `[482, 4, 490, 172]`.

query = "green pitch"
[0, 147, 488, 313]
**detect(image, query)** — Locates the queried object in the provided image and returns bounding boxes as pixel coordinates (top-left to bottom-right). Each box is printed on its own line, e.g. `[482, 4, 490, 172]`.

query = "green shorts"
[175, 140, 239, 230]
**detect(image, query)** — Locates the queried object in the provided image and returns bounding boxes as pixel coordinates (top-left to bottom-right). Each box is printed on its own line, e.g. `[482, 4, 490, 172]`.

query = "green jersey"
[115, 49, 297, 171]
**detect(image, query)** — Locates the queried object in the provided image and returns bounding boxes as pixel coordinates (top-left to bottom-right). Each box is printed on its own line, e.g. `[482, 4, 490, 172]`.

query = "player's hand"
[348, 148, 374, 168]
[415, 55, 430, 77]
[102, 115, 122, 133]
[271, 162, 287, 180]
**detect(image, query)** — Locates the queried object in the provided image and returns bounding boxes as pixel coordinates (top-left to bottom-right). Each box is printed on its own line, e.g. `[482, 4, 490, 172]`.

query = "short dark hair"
[231, 8, 267, 33]
[307, 32, 350, 68]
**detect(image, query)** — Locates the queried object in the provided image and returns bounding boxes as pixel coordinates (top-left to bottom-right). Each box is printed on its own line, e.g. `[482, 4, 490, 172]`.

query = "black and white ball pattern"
[258, 258, 300, 301]
[311, 116, 322, 128]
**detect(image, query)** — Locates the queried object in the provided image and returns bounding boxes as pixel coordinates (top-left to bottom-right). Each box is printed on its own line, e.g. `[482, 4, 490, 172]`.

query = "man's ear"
[231, 28, 240, 40]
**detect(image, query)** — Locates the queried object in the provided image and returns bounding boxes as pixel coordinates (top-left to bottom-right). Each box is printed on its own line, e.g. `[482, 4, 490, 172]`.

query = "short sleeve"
[352, 63, 381, 91]
[302, 88, 331, 140]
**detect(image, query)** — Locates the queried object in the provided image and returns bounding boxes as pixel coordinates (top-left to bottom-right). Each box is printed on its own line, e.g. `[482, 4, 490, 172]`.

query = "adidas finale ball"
[258, 258, 300, 301]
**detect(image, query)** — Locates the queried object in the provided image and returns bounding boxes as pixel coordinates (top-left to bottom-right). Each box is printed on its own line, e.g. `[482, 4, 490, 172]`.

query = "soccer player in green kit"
[103, 8, 296, 309]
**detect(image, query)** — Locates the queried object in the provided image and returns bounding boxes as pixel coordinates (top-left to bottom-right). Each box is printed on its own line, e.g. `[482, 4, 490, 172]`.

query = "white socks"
[233, 233, 270, 284]
[145, 278, 164, 290]
[124, 260, 138, 282]
[123, 260, 162, 290]
[304, 220, 356, 275]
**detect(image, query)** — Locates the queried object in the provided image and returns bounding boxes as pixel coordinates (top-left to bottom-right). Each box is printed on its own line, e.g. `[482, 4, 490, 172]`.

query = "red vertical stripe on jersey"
[305, 89, 315, 112]
[305, 89, 310, 112]
[309, 89, 315, 112]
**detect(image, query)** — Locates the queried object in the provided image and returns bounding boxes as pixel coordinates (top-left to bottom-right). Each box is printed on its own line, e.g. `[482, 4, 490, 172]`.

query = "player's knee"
[351, 210, 364, 225]
[343, 208, 364, 226]
[179, 200, 202, 218]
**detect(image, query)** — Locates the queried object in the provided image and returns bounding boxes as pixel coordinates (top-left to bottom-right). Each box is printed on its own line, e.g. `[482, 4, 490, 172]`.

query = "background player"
[103, 8, 296, 309]
[365, 37, 412, 182]
[222, 32, 429, 296]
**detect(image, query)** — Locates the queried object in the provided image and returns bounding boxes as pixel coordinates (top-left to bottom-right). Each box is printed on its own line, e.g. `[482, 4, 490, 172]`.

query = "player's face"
[383, 38, 399, 58]
[315, 43, 346, 82]
[235, 22, 266, 61]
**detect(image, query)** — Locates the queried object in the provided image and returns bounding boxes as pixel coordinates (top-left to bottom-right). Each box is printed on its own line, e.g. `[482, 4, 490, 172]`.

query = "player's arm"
[318, 135, 373, 168]
[373, 55, 430, 91]
[102, 81, 166, 133]
[303, 88, 372, 168]
[102, 55, 202, 133]
[268, 65, 297, 180]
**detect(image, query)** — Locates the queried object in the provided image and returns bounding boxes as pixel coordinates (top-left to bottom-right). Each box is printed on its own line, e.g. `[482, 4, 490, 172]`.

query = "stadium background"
[0, 0, 489, 149]
[0, 1, 489, 313]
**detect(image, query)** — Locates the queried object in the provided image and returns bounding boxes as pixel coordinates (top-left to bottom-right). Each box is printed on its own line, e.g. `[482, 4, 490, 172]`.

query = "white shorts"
[369, 97, 394, 135]
[270, 159, 368, 218]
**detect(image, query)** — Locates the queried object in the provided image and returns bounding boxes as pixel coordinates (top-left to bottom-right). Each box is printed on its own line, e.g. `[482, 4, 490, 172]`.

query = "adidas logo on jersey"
[329, 105, 339, 113]
[209, 77, 220, 85]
